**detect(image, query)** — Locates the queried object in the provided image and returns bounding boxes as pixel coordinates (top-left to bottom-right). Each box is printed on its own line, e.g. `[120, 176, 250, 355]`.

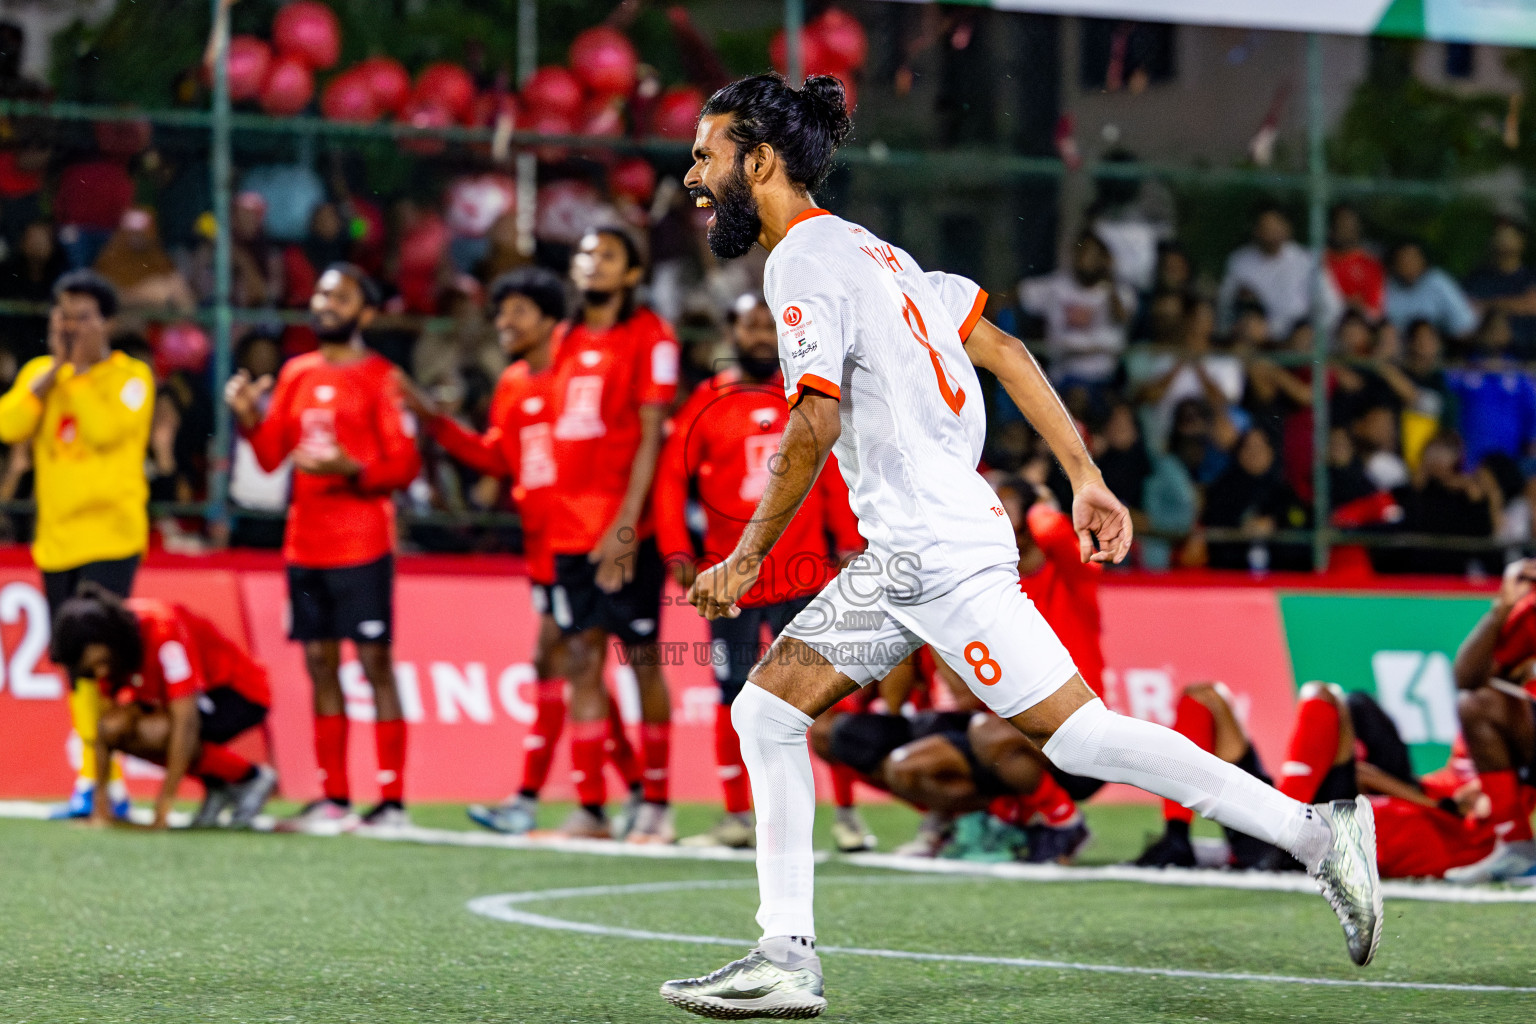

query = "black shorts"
[937, 728, 1011, 797]
[287, 554, 394, 644]
[828, 710, 973, 779]
[196, 686, 268, 745]
[43, 554, 140, 620]
[709, 596, 815, 705]
[1046, 764, 1107, 803]
[550, 539, 664, 648]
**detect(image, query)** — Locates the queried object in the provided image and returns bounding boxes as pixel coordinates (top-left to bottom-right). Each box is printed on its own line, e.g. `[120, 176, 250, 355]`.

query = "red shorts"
[1371, 796, 1495, 879]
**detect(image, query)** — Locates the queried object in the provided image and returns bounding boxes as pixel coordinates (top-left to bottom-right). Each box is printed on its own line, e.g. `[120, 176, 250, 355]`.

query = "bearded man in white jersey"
[659, 73, 1381, 1021]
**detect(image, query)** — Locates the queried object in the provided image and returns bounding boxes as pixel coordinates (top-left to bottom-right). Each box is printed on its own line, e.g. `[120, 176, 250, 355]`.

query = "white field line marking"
[467, 877, 1536, 995]
[3, 801, 1532, 904]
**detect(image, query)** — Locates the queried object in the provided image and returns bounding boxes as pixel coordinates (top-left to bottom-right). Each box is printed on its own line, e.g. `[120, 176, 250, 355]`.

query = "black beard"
[581, 289, 615, 308]
[312, 314, 360, 342]
[697, 163, 761, 261]
[736, 351, 780, 381]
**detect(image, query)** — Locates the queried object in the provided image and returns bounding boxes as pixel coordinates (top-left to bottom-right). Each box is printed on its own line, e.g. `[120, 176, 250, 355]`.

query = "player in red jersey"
[656, 293, 863, 848]
[50, 584, 278, 830]
[224, 264, 421, 835]
[1443, 557, 1536, 882]
[544, 227, 681, 842]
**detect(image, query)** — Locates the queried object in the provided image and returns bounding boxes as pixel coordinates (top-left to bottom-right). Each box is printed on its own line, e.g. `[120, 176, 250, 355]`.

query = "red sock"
[314, 713, 349, 803]
[641, 721, 671, 804]
[1482, 769, 1535, 842]
[714, 703, 752, 814]
[193, 743, 253, 784]
[520, 680, 566, 795]
[830, 762, 858, 808]
[571, 719, 608, 808]
[375, 719, 406, 804]
[605, 701, 642, 790]
[1015, 770, 1079, 827]
[1277, 696, 1341, 804]
[1162, 694, 1216, 824]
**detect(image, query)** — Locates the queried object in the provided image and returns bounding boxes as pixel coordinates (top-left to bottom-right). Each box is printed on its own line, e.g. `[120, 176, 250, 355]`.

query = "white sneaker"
[1308, 797, 1382, 967]
[1444, 839, 1536, 884]
[679, 813, 755, 849]
[273, 799, 359, 836]
[626, 802, 676, 845]
[892, 810, 951, 857]
[831, 808, 876, 853]
[354, 802, 411, 833]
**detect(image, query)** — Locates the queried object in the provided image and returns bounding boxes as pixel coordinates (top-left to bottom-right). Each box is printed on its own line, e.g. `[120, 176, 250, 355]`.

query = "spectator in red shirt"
[51, 584, 277, 831]
[224, 264, 421, 834]
[656, 294, 864, 848]
[545, 227, 681, 843]
[1326, 204, 1385, 320]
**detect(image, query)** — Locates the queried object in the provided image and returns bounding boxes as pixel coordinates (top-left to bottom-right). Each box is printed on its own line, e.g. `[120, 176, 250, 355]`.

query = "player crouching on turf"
[52, 584, 278, 830]
[662, 72, 1379, 1020]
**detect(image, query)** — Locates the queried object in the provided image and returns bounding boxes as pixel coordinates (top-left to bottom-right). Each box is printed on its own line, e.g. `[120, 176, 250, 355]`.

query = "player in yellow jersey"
[0, 270, 154, 818]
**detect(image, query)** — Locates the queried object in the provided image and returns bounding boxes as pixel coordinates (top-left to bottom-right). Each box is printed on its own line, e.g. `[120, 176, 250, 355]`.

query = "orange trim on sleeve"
[958, 288, 989, 343]
[789, 373, 841, 408]
[786, 208, 831, 233]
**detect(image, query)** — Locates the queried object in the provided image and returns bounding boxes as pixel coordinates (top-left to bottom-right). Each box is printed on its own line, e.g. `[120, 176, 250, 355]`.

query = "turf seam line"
[467, 878, 1536, 995]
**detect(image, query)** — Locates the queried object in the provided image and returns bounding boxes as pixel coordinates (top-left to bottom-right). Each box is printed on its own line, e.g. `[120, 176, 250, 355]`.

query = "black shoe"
[1022, 820, 1091, 864]
[1225, 827, 1285, 870]
[1133, 830, 1197, 868]
[1254, 844, 1306, 872]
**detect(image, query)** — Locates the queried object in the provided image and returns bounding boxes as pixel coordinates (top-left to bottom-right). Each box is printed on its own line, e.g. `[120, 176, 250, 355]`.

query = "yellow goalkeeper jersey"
[0, 353, 154, 572]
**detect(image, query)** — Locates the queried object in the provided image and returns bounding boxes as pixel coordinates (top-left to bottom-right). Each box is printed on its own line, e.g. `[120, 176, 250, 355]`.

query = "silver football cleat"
[190, 780, 235, 828]
[1308, 796, 1383, 966]
[660, 950, 826, 1020]
[226, 765, 279, 829]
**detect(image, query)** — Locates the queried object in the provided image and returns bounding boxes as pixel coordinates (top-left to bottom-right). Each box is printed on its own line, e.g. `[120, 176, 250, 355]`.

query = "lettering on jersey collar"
[859, 243, 903, 273]
[776, 302, 818, 360]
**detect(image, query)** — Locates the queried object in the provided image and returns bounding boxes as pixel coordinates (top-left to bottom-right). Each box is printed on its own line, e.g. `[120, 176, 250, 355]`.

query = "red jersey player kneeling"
[225, 265, 421, 835]
[53, 584, 278, 830]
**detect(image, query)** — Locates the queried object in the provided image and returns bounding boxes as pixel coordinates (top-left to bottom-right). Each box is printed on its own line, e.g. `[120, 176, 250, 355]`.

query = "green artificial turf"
[1, 803, 1532, 1023]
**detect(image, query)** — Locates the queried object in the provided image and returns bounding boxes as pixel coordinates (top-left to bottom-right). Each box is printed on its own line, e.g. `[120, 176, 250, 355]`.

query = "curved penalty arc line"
[466, 877, 1536, 996]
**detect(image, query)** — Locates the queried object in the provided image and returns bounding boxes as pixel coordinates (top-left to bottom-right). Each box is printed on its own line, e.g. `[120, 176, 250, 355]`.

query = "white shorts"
[779, 562, 1079, 718]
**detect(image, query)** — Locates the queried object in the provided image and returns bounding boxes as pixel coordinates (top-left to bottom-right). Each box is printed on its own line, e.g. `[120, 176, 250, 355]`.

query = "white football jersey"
[765, 209, 1018, 598]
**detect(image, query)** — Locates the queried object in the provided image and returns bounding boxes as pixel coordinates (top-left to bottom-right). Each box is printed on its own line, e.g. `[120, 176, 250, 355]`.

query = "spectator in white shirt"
[1218, 206, 1341, 339]
[1019, 230, 1136, 398]
[1129, 295, 1248, 450]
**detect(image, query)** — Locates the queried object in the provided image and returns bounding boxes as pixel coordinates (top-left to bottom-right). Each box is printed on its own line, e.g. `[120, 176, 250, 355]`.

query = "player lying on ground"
[1446, 556, 1536, 882]
[50, 584, 278, 830]
[661, 72, 1381, 1021]
[656, 292, 865, 850]
[225, 264, 420, 835]
[400, 268, 646, 837]
[1133, 680, 1495, 879]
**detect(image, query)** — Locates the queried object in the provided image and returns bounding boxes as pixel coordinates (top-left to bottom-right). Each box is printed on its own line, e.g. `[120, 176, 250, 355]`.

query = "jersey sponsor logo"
[314, 384, 337, 403]
[299, 407, 338, 449]
[652, 340, 680, 386]
[739, 434, 783, 502]
[55, 414, 77, 444]
[158, 640, 193, 684]
[119, 376, 148, 412]
[554, 375, 606, 440]
[782, 305, 803, 327]
[519, 422, 556, 489]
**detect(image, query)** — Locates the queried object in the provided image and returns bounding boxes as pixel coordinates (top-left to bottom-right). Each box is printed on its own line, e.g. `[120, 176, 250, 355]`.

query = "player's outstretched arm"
[687, 390, 840, 619]
[1454, 558, 1535, 690]
[965, 317, 1131, 563]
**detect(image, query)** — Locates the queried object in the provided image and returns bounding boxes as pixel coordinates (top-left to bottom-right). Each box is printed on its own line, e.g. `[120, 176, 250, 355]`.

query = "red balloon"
[812, 8, 868, 71]
[320, 69, 380, 123]
[356, 56, 411, 114]
[579, 95, 625, 139]
[93, 119, 152, 157]
[397, 96, 452, 154]
[610, 157, 656, 207]
[569, 26, 638, 100]
[526, 110, 575, 163]
[770, 27, 835, 76]
[259, 57, 315, 117]
[272, 1, 341, 71]
[226, 35, 272, 102]
[653, 86, 704, 140]
[413, 62, 477, 123]
[520, 66, 585, 120]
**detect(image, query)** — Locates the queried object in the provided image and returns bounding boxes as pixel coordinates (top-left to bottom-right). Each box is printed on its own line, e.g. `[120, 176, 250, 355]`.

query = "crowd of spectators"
[1000, 200, 1536, 576]
[4, 59, 1536, 575]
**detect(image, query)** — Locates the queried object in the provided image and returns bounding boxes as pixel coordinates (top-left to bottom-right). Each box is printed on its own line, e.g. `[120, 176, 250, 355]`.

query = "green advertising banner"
[902, 1, 1536, 48]
[1278, 593, 1493, 775]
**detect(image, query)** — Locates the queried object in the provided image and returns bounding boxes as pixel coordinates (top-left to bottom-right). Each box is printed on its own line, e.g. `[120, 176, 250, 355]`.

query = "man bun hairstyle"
[700, 72, 853, 194]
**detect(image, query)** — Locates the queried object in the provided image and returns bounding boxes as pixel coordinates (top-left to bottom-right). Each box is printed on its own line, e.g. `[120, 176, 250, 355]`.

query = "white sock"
[1043, 699, 1330, 869]
[733, 683, 818, 940]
